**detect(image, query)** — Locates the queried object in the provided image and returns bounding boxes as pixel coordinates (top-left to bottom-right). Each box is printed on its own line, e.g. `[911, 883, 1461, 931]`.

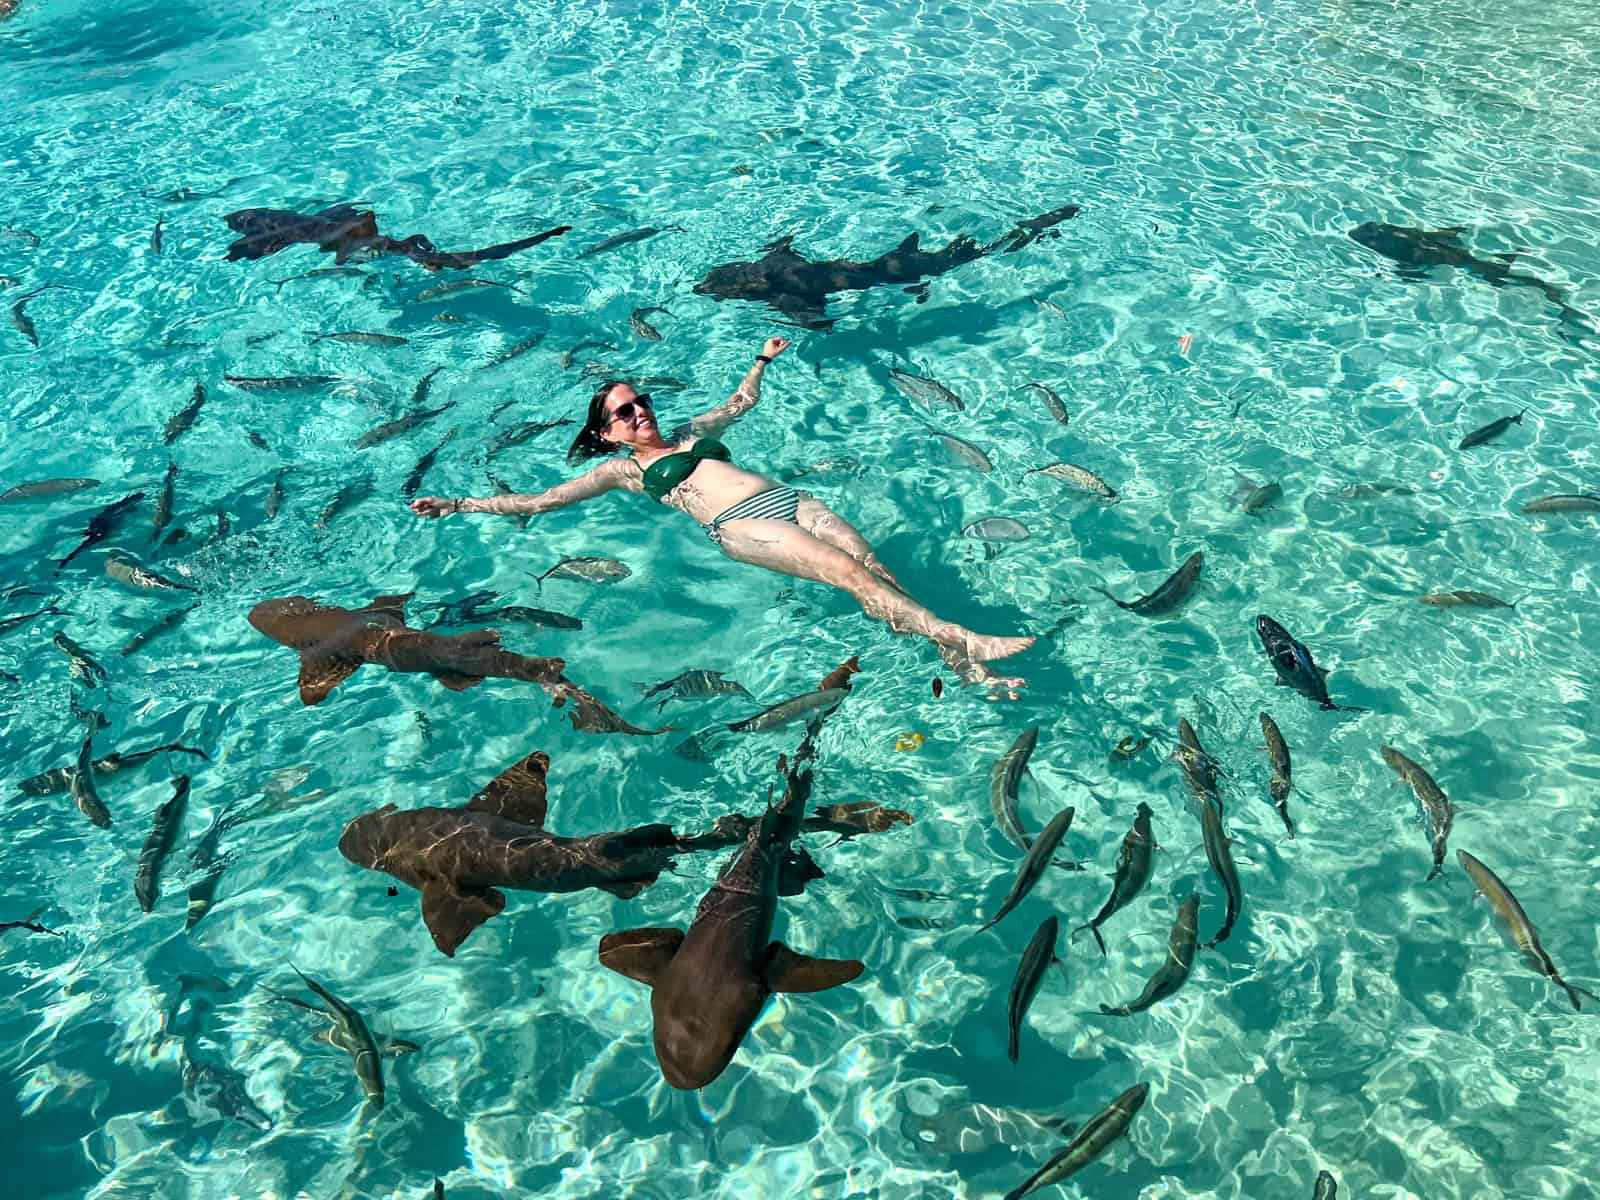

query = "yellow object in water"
[895, 732, 925, 752]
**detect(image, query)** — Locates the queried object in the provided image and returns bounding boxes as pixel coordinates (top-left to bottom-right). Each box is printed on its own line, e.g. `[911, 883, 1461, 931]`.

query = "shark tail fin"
[419, 882, 505, 957]
[598, 927, 685, 986]
[763, 941, 864, 993]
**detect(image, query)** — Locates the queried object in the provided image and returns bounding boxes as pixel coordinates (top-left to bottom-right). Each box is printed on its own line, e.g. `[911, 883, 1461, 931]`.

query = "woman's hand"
[760, 336, 791, 360]
[409, 497, 459, 518]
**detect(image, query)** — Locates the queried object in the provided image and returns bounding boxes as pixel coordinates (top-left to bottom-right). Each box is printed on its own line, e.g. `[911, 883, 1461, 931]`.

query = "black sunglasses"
[606, 394, 653, 425]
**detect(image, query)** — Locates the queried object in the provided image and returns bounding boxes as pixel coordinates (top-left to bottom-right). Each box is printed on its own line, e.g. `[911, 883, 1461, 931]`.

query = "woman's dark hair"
[567, 380, 630, 463]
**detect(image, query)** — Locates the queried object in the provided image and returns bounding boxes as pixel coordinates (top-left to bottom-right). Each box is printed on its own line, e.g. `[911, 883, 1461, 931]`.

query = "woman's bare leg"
[794, 496, 903, 589]
[716, 517, 1032, 665]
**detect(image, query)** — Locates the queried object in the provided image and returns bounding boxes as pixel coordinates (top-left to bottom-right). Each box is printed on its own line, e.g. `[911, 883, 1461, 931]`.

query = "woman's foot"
[949, 630, 1034, 663]
[938, 644, 1027, 701]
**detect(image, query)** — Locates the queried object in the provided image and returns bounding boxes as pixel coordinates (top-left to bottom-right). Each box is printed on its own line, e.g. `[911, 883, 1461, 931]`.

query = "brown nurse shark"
[247, 592, 567, 704]
[338, 745, 911, 956]
[598, 728, 867, 1089]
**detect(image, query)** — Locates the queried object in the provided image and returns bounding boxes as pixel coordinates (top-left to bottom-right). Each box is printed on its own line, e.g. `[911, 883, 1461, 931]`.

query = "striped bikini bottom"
[704, 485, 802, 545]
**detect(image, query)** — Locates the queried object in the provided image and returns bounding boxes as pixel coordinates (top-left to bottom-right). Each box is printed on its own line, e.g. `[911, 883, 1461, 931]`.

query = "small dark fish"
[1, 228, 41, 248]
[311, 331, 408, 348]
[53, 630, 107, 684]
[481, 334, 543, 369]
[422, 590, 500, 627]
[1004, 1083, 1150, 1200]
[0, 908, 60, 937]
[10, 293, 40, 346]
[286, 968, 385, 1110]
[61, 490, 146, 569]
[629, 306, 669, 341]
[474, 605, 583, 631]
[409, 365, 445, 408]
[1098, 895, 1199, 1015]
[1095, 552, 1203, 617]
[1021, 382, 1068, 424]
[1174, 718, 1220, 806]
[121, 603, 199, 656]
[534, 555, 631, 588]
[400, 427, 459, 499]
[150, 219, 164, 256]
[1334, 482, 1416, 500]
[981, 806, 1075, 930]
[265, 468, 288, 520]
[107, 557, 198, 593]
[1521, 493, 1600, 514]
[181, 1045, 273, 1132]
[1025, 462, 1118, 500]
[1255, 615, 1367, 713]
[1259, 712, 1295, 839]
[134, 775, 190, 912]
[1198, 795, 1242, 947]
[931, 430, 993, 473]
[1234, 473, 1283, 514]
[1380, 745, 1453, 881]
[17, 742, 210, 797]
[0, 477, 98, 502]
[578, 226, 680, 258]
[932, 678, 943, 699]
[223, 375, 345, 392]
[69, 714, 113, 829]
[889, 368, 964, 413]
[1457, 410, 1526, 450]
[415, 278, 524, 302]
[247, 431, 271, 451]
[639, 669, 754, 713]
[0, 604, 63, 637]
[559, 339, 619, 370]
[1418, 590, 1517, 609]
[961, 517, 1031, 544]
[896, 915, 951, 930]
[317, 477, 375, 529]
[185, 801, 237, 930]
[780, 455, 864, 482]
[636, 375, 688, 392]
[151, 462, 178, 541]
[163, 384, 207, 445]
[1313, 1171, 1338, 1200]
[486, 417, 575, 458]
[1112, 733, 1151, 761]
[1074, 803, 1156, 954]
[353, 399, 456, 450]
[271, 267, 368, 292]
[1457, 849, 1596, 1012]
[990, 726, 1039, 852]
[1007, 916, 1061, 1063]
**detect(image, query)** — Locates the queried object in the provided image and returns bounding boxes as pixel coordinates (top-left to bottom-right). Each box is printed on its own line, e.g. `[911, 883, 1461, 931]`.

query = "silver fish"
[1095, 552, 1203, 618]
[1417, 590, 1517, 609]
[931, 430, 993, 473]
[962, 517, 1031, 543]
[486, 417, 575, 458]
[1003, 1083, 1150, 1200]
[1097, 894, 1199, 1015]
[889, 368, 964, 412]
[401, 427, 459, 499]
[1198, 795, 1241, 948]
[150, 219, 164, 256]
[1521, 493, 1600, 514]
[152, 462, 178, 540]
[121, 603, 199, 656]
[0, 604, 63, 637]
[578, 226, 679, 258]
[246, 431, 271, 451]
[1075, 803, 1156, 954]
[1259, 712, 1295, 839]
[1456, 849, 1596, 1012]
[486, 472, 530, 530]
[223, 374, 345, 391]
[415, 278, 524, 301]
[981, 806, 1075, 930]
[271, 267, 367, 292]
[1380, 745, 1453, 882]
[1234, 472, 1283, 513]
[163, 384, 206, 445]
[559, 339, 618, 369]
[481, 334, 543, 369]
[134, 775, 190, 912]
[317, 477, 375, 528]
[1025, 462, 1119, 500]
[10, 294, 39, 346]
[70, 713, 113, 828]
[310, 331, 409, 347]
[0, 477, 98, 502]
[106, 557, 198, 593]
[640, 669, 754, 713]
[54, 630, 107, 684]
[534, 555, 631, 588]
[630, 306, 669, 341]
[1007, 916, 1061, 1063]
[725, 686, 849, 734]
[990, 726, 1039, 852]
[1457, 410, 1525, 450]
[1021, 382, 1069, 425]
[285, 968, 385, 1110]
[264, 468, 288, 520]
[352, 398, 455, 450]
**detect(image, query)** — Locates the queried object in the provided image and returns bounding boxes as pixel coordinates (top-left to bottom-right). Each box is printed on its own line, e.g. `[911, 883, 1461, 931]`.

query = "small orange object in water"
[932, 678, 943, 698]
[1178, 332, 1194, 356]
[895, 732, 925, 752]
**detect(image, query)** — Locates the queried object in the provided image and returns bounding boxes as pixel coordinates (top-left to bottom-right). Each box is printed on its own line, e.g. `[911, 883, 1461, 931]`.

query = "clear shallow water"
[3, 0, 1600, 1196]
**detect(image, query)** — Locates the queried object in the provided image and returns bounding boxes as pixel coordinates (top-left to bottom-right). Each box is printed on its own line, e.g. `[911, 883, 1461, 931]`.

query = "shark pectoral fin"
[762, 942, 864, 993]
[904, 282, 930, 303]
[599, 823, 679, 857]
[466, 750, 550, 825]
[598, 927, 685, 986]
[299, 655, 361, 705]
[419, 882, 505, 957]
[777, 846, 825, 896]
[598, 879, 653, 900]
[430, 671, 484, 691]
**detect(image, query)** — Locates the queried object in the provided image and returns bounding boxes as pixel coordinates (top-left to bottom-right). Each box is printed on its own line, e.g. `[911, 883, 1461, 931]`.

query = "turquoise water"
[4, 0, 1600, 1195]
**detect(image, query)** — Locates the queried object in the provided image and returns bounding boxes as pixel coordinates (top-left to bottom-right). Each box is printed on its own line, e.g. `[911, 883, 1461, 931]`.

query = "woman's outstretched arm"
[410, 457, 632, 518]
[679, 336, 791, 437]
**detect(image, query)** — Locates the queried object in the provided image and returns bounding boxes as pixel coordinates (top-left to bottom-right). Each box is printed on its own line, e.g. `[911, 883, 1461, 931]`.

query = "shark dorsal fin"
[763, 941, 864, 993]
[893, 233, 921, 253]
[465, 750, 551, 826]
[419, 882, 505, 957]
[358, 593, 414, 624]
[298, 654, 361, 705]
[598, 927, 686, 986]
[760, 234, 797, 254]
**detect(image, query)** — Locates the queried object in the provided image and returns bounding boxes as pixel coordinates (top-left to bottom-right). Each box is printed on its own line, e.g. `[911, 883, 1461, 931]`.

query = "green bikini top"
[640, 437, 731, 502]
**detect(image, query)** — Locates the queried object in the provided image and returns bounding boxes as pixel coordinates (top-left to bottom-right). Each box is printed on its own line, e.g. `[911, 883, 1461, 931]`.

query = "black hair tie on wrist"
[756, 354, 773, 364]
